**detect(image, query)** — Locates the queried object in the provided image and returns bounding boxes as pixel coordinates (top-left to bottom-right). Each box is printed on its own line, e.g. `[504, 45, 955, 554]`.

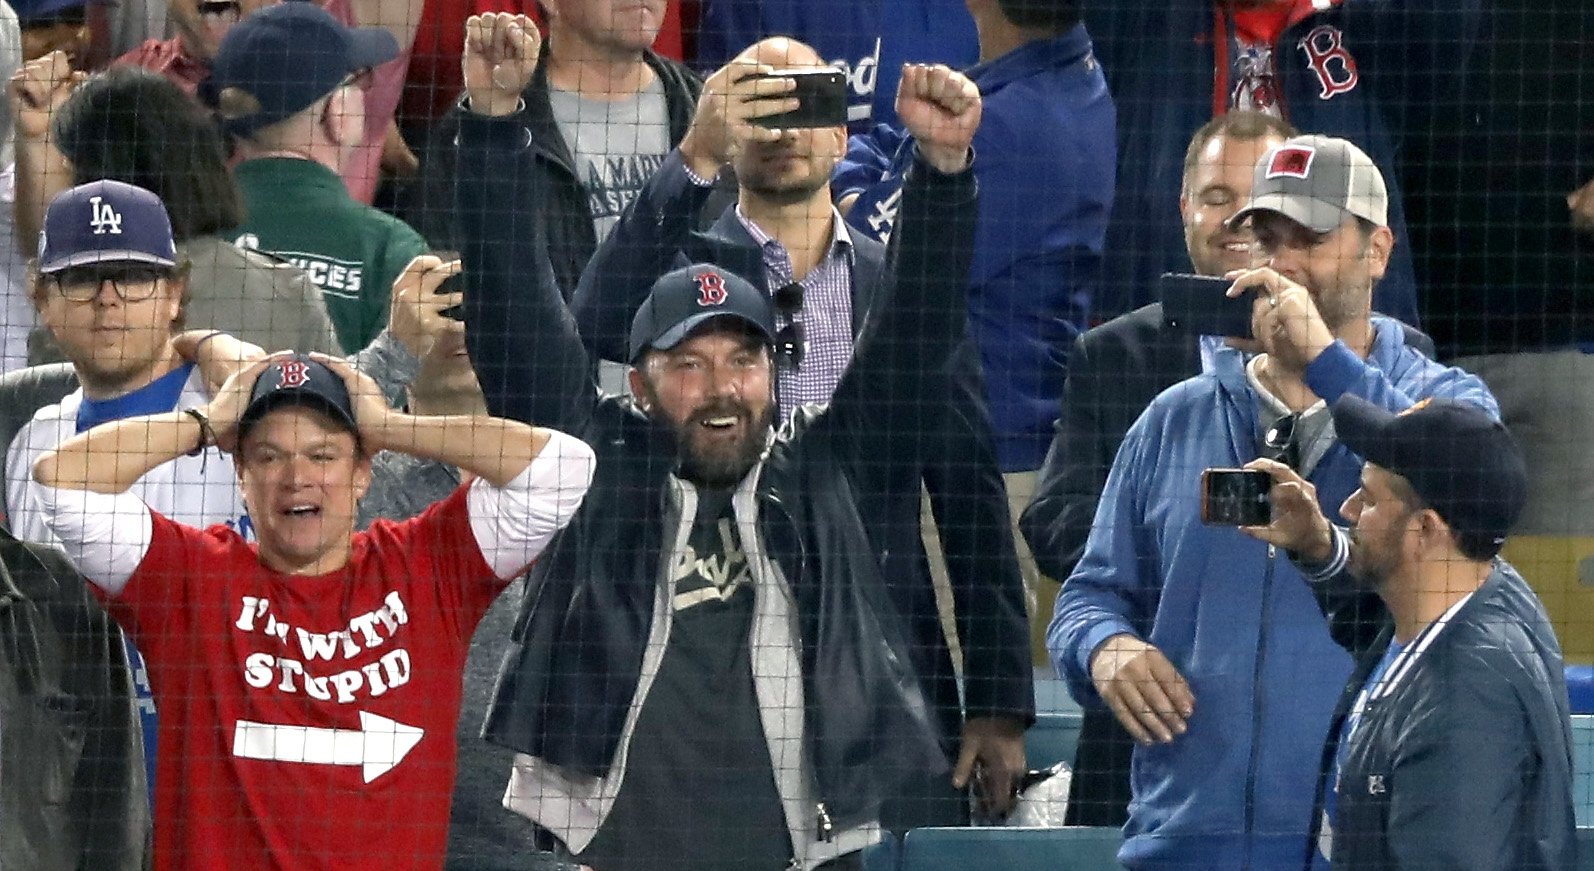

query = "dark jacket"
[0, 528, 148, 871]
[417, 46, 702, 296]
[0, 363, 78, 528]
[1020, 303, 1433, 828]
[1403, 0, 1594, 357]
[569, 149, 1035, 755]
[454, 112, 972, 842]
[1303, 556, 1575, 870]
[1086, 0, 1480, 325]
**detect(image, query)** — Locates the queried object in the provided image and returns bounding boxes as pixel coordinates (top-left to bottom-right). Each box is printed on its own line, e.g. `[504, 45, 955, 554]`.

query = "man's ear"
[322, 89, 362, 148]
[1365, 225, 1395, 282]
[628, 367, 651, 412]
[354, 453, 374, 501]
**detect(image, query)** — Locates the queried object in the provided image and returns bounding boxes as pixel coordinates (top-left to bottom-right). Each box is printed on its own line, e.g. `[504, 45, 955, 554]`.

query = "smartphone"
[744, 69, 848, 129]
[436, 273, 464, 321]
[431, 251, 465, 321]
[1200, 468, 1272, 526]
[1159, 273, 1254, 340]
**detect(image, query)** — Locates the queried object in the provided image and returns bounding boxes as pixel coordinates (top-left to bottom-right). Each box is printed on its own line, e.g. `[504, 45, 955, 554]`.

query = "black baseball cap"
[205, 1, 398, 137]
[1332, 395, 1527, 555]
[239, 354, 359, 440]
[38, 180, 178, 274]
[627, 264, 776, 363]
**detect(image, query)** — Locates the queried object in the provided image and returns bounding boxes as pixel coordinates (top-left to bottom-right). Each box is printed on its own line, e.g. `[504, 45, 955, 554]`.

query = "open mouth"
[282, 504, 322, 518]
[701, 415, 740, 431]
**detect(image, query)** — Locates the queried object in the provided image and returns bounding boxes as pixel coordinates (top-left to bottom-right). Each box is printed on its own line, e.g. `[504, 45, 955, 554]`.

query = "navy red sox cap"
[628, 264, 776, 363]
[38, 180, 178, 274]
[1332, 395, 1528, 555]
[239, 354, 359, 440]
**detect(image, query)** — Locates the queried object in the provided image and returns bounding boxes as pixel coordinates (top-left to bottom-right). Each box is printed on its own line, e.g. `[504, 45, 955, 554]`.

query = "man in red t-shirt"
[30, 351, 594, 869]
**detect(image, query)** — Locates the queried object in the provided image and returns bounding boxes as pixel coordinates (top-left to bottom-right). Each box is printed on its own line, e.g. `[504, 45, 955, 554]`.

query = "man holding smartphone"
[1046, 135, 1496, 869]
[571, 35, 1032, 830]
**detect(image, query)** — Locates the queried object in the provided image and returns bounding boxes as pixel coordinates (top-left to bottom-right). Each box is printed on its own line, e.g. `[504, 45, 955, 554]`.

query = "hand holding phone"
[1159, 273, 1254, 340]
[742, 68, 847, 129]
[1200, 468, 1273, 526]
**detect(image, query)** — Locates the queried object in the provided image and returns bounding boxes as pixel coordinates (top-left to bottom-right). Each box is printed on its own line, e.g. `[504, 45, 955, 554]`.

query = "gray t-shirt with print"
[547, 78, 671, 242]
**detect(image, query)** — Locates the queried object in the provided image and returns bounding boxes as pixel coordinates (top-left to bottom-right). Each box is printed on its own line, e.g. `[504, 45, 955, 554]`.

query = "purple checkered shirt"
[734, 205, 855, 418]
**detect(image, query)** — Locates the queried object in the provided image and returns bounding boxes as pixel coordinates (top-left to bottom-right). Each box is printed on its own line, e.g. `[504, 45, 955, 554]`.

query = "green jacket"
[233, 158, 427, 353]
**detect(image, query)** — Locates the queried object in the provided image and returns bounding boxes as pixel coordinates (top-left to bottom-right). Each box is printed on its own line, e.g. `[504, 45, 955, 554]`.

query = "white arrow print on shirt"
[231, 711, 424, 783]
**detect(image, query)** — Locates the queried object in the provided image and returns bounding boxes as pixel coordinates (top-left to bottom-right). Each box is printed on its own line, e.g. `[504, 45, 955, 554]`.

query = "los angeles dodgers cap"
[1332, 395, 1528, 556]
[1228, 134, 1389, 234]
[239, 354, 359, 439]
[205, 1, 399, 137]
[38, 180, 178, 274]
[628, 264, 776, 363]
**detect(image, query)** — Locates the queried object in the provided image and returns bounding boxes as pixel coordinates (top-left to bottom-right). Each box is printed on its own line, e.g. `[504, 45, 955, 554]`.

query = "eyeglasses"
[1263, 412, 1302, 470]
[52, 265, 171, 302]
[339, 68, 374, 92]
[773, 282, 804, 369]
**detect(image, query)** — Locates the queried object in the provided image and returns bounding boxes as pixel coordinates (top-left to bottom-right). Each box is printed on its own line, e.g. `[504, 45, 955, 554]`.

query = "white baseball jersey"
[5, 366, 250, 546]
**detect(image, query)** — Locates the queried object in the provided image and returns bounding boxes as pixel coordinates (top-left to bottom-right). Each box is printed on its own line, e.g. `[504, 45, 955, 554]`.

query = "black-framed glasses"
[53, 265, 171, 303]
[1263, 412, 1302, 470]
[773, 282, 805, 369]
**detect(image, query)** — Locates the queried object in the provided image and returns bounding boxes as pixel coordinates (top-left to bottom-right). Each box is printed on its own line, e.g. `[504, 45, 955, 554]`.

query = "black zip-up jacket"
[418, 45, 702, 296]
[1302, 548, 1575, 869]
[454, 111, 974, 831]
[0, 528, 148, 870]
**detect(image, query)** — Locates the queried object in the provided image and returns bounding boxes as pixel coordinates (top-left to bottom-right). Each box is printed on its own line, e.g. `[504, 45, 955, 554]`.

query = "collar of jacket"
[517, 43, 702, 178]
[968, 21, 1096, 95]
[695, 209, 888, 338]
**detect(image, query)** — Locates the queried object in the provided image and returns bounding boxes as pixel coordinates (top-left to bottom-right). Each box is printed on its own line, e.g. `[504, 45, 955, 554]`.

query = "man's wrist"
[1295, 526, 1350, 582]
[917, 144, 972, 175]
[465, 94, 526, 118]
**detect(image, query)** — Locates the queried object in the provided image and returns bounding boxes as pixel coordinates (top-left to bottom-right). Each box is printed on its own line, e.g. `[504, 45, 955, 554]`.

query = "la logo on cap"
[89, 195, 123, 236]
[277, 359, 311, 389]
[1266, 146, 1316, 180]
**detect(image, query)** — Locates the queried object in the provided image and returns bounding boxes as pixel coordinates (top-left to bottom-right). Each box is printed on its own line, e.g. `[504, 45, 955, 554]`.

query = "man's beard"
[739, 149, 831, 207]
[1347, 527, 1399, 591]
[660, 395, 776, 489]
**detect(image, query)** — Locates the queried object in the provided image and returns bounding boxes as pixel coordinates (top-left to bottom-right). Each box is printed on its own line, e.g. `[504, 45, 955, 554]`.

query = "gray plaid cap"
[1228, 134, 1388, 234]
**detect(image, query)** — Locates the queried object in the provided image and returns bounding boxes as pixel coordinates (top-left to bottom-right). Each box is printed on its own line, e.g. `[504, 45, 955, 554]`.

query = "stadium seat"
[1577, 826, 1594, 871]
[862, 833, 900, 871]
[1027, 711, 1084, 770]
[1574, 716, 1594, 827]
[898, 826, 1124, 871]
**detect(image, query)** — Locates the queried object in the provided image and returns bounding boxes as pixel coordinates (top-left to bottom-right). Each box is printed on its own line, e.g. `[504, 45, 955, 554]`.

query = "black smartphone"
[1159, 273, 1254, 340]
[1200, 468, 1272, 526]
[744, 69, 848, 129]
[436, 272, 464, 321]
[431, 251, 465, 321]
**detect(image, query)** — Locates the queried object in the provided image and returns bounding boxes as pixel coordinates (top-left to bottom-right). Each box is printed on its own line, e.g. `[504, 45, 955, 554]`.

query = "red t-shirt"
[106, 485, 508, 870]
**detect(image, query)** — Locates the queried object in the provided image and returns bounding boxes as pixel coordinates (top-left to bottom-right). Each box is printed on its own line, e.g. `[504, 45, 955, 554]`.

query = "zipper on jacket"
[1241, 544, 1279, 871]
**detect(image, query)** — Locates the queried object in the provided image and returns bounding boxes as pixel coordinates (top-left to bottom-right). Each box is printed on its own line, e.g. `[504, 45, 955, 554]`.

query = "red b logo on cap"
[694, 271, 728, 306]
[277, 359, 310, 389]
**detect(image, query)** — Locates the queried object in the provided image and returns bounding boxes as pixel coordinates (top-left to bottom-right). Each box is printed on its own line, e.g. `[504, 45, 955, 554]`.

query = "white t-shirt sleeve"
[34, 482, 154, 596]
[466, 429, 595, 579]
